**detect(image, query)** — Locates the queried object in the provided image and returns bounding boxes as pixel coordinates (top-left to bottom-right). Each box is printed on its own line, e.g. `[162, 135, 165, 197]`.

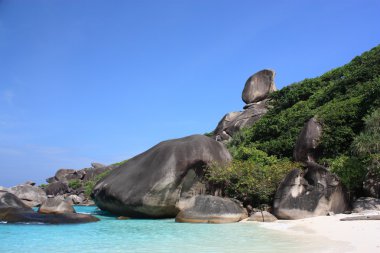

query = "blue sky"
[1, 0, 380, 187]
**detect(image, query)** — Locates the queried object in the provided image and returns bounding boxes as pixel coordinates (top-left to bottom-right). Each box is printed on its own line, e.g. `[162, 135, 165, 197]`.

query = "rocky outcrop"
[242, 69, 276, 104]
[352, 197, 380, 213]
[42, 162, 114, 205]
[92, 135, 232, 218]
[175, 195, 248, 223]
[248, 211, 277, 222]
[8, 184, 47, 207]
[38, 197, 75, 214]
[45, 181, 69, 196]
[212, 70, 277, 142]
[273, 166, 349, 219]
[294, 117, 323, 164]
[0, 191, 98, 224]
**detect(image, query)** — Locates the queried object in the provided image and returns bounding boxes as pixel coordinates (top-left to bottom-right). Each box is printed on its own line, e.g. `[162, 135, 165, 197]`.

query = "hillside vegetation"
[207, 45, 380, 206]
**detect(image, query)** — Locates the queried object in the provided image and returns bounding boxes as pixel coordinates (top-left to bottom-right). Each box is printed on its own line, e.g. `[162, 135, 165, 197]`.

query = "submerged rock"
[175, 195, 248, 223]
[92, 135, 231, 218]
[273, 166, 349, 219]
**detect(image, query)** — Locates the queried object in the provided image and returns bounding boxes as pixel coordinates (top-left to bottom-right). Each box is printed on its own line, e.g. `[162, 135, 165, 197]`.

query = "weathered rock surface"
[175, 195, 248, 223]
[213, 101, 269, 141]
[294, 117, 323, 163]
[44, 181, 69, 196]
[22, 181, 36, 186]
[54, 169, 85, 183]
[352, 197, 380, 213]
[38, 197, 75, 214]
[83, 166, 111, 182]
[0, 191, 98, 224]
[0, 191, 32, 211]
[9, 184, 47, 207]
[91, 162, 106, 169]
[242, 69, 276, 104]
[66, 194, 84, 205]
[92, 135, 232, 218]
[273, 166, 349, 219]
[248, 211, 278, 222]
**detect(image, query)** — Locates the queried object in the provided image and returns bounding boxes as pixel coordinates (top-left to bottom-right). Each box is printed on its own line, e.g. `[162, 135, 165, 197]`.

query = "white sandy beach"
[249, 211, 380, 253]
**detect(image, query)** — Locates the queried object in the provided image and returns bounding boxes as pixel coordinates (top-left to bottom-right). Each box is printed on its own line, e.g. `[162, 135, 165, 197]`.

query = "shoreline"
[246, 211, 380, 253]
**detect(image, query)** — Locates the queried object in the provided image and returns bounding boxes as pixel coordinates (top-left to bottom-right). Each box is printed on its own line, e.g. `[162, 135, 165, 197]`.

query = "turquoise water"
[0, 206, 342, 253]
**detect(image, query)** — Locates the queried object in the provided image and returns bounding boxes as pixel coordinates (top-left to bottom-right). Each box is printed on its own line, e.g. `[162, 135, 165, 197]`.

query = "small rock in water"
[117, 216, 130, 220]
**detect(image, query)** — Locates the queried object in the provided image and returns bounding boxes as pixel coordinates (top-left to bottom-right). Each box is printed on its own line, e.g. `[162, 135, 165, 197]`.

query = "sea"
[0, 206, 348, 253]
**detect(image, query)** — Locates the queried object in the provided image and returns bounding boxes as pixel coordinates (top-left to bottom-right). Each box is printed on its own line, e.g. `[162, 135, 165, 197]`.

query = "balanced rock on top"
[242, 69, 276, 104]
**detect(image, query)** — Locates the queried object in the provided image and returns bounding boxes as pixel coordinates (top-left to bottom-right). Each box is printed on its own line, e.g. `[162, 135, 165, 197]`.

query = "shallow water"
[0, 206, 344, 253]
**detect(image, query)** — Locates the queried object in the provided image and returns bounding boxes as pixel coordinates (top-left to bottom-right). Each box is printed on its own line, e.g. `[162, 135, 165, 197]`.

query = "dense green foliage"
[230, 45, 380, 159]
[208, 45, 380, 205]
[206, 146, 299, 206]
[84, 170, 112, 197]
[68, 179, 82, 190]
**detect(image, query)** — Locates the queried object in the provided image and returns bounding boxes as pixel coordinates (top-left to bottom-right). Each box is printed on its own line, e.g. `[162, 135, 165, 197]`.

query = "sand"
[248, 211, 380, 253]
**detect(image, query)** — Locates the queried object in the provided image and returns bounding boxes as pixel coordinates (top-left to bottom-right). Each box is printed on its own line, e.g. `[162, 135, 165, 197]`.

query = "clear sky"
[1, 0, 380, 187]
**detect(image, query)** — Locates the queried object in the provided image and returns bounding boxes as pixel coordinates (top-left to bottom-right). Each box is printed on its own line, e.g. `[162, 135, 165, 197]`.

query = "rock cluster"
[213, 69, 277, 142]
[92, 135, 232, 218]
[273, 117, 349, 219]
[43, 162, 114, 206]
[0, 190, 98, 224]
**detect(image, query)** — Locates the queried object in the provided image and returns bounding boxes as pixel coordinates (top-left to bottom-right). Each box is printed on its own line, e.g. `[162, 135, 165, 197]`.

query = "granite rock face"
[273, 166, 349, 219]
[8, 185, 47, 207]
[38, 197, 75, 214]
[45, 181, 69, 196]
[212, 69, 277, 142]
[175, 195, 248, 223]
[0, 191, 32, 211]
[242, 69, 276, 104]
[92, 135, 232, 218]
[294, 117, 323, 164]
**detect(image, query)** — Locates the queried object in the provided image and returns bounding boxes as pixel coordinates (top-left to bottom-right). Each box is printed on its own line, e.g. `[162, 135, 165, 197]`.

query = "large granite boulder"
[0, 191, 32, 211]
[44, 181, 69, 196]
[175, 195, 248, 223]
[352, 197, 380, 213]
[9, 184, 47, 207]
[294, 117, 322, 163]
[92, 135, 232, 218]
[38, 197, 75, 214]
[273, 166, 349, 219]
[248, 211, 277, 222]
[0, 191, 98, 224]
[242, 69, 276, 104]
[213, 101, 269, 141]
